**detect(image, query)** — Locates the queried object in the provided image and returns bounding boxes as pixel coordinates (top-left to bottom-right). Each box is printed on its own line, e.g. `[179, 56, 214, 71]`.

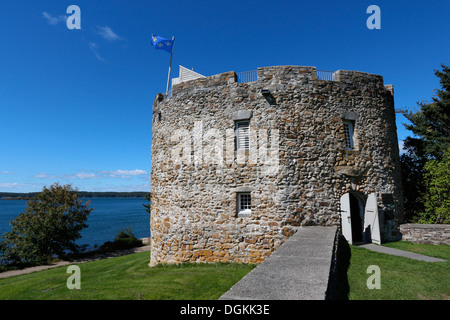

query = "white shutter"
[236, 121, 250, 150]
[179, 66, 205, 82]
[172, 66, 205, 86]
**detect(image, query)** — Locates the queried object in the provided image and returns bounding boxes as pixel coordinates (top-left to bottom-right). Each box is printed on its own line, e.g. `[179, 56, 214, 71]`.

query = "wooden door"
[364, 193, 381, 244]
[340, 193, 353, 244]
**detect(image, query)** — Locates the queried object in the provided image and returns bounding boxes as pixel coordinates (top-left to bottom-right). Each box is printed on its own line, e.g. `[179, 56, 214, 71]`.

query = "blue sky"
[0, 0, 449, 192]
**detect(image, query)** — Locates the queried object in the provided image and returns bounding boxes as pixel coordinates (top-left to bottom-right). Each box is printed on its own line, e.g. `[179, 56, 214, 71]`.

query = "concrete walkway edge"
[356, 243, 446, 262]
[219, 226, 338, 300]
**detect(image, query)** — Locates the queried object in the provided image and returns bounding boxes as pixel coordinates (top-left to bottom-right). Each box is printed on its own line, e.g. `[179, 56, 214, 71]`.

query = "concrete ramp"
[219, 226, 338, 300]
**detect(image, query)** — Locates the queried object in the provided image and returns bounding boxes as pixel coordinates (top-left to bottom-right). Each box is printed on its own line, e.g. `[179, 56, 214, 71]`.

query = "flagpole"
[166, 36, 175, 93]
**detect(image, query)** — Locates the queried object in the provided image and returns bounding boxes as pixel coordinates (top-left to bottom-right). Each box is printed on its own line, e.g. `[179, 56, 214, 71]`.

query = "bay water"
[0, 198, 149, 251]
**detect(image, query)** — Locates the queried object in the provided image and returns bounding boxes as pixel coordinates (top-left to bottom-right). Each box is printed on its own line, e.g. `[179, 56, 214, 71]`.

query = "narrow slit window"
[235, 121, 250, 150]
[237, 193, 251, 216]
[343, 120, 355, 149]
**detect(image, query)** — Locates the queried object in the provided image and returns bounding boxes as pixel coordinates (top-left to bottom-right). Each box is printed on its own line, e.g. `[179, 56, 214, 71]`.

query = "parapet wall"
[400, 224, 450, 245]
[169, 66, 387, 94]
[150, 65, 403, 266]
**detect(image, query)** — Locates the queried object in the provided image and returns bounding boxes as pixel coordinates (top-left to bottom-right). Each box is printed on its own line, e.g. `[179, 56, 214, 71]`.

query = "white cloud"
[32, 170, 148, 181]
[96, 26, 124, 41]
[0, 182, 26, 188]
[72, 172, 98, 180]
[113, 169, 147, 176]
[33, 172, 55, 179]
[33, 172, 98, 180]
[101, 169, 148, 179]
[0, 171, 16, 174]
[42, 12, 66, 26]
[89, 42, 106, 62]
[92, 183, 150, 192]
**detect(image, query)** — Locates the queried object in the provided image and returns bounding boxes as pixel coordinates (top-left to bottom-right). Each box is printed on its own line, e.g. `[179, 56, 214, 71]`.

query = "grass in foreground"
[0, 252, 256, 300]
[0, 241, 448, 300]
[348, 241, 450, 300]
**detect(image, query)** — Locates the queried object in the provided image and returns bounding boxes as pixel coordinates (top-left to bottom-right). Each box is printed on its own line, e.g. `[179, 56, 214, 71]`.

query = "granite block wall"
[400, 224, 449, 245]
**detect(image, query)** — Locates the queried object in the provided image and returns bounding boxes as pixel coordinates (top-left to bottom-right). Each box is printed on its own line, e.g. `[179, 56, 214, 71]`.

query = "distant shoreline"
[0, 191, 149, 200]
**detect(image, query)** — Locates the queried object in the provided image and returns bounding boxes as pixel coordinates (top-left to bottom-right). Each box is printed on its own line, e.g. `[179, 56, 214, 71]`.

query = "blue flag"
[151, 34, 174, 53]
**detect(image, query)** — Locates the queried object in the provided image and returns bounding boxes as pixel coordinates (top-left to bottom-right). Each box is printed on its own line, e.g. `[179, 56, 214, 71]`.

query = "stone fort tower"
[150, 65, 403, 266]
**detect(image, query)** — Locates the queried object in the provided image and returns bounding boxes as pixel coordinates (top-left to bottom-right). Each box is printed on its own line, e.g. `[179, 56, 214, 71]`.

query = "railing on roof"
[316, 70, 336, 81]
[164, 68, 337, 98]
[237, 69, 336, 83]
[237, 70, 258, 83]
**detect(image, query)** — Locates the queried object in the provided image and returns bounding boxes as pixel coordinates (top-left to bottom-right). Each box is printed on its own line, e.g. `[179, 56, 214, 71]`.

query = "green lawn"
[0, 241, 448, 300]
[348, 242, 450, 300]
[0, 252, 256, 300]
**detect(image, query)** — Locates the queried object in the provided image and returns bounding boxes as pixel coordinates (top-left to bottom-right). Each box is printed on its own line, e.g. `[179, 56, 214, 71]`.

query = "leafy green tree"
[400, 64, 450, 223]
[404, 64, 450, 160]
[419, 148, 450, 224]
[0, 183, 93, 265]
[400, 138, 427, 221]
[143, 192, 151, 214]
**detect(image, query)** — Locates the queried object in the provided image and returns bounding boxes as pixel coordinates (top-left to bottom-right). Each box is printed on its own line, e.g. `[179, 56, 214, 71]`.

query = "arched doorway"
[349, 193, 364, 243]
[340, 192, 381, 245]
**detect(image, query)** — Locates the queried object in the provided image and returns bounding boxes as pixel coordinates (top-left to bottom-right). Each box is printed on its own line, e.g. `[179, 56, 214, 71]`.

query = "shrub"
[99, 227, 143, 252]
[0, 183, 92, 266]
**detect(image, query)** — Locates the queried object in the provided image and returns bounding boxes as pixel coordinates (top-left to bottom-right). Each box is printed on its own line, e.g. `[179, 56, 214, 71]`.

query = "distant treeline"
[0, 191, 149, 200]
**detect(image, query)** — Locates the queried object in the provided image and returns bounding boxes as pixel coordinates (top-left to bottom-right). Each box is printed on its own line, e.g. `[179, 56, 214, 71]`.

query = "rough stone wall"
[150, 65, 404, 266]
[400, 224, 450, 245]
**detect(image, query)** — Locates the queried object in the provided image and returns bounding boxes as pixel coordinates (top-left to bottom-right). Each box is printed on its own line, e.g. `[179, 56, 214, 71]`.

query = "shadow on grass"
[326, 233, 351, 300]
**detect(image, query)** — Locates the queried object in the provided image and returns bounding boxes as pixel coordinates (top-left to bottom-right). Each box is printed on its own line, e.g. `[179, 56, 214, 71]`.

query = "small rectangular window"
[237, 193, 251, 216]
[343, 120, 355, 149]
[235, 121, 250, 150]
